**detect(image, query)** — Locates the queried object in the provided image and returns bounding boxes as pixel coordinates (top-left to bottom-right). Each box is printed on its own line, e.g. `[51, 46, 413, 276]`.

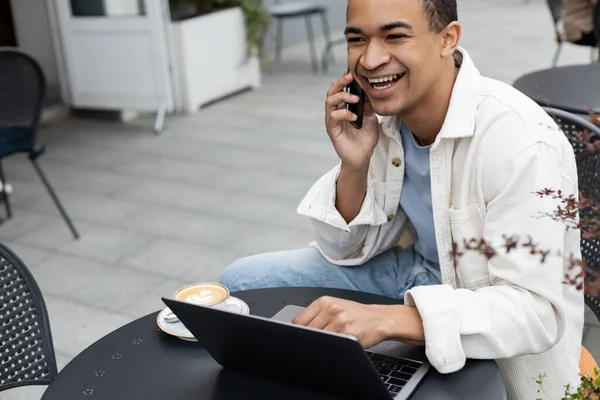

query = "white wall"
[9, 0, 61, 101]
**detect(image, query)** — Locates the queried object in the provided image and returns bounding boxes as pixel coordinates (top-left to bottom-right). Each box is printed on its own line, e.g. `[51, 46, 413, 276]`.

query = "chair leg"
[322, 38, 347, 74]
[320, 11, 334, 64]
[552, 43, 562, 67]
[322, 41, 333, 73]
[30, 159, 80, 240]
[0, 161, 12, 219]
[154, 104, 166, 134]
[305, 15, 318, 74]
[275, 18, 284, 63]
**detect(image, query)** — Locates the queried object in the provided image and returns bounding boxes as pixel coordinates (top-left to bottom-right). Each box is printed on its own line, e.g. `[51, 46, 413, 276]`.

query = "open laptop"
[162, 298, 430, 400]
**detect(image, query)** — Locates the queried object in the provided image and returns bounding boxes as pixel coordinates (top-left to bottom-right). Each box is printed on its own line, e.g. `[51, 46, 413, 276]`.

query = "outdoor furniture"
[267, 1, 334, 74]
[513, 64, 600, 116]
[0, 47, 79, 239]
[545, 0, 598, 67]
[41, 287, 508, 400]
[536, 107, 600, 373]
[0, 242, 58, 392]
[576, 149, 600, 320]
[322, 37, 346, 73]
[542, 106, 600, 156]
[595, 0, 600, 47]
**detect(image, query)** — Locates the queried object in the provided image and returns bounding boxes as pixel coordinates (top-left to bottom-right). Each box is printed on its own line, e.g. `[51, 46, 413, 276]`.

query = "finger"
[330, 108, 358, 123]
[305, 310, 333, 330]
[326, 72, 354, 97]
[326, 91, 360, 106]
[322, 317, 342, 332]
[293, 303, 321, 326]
[326, 91, 360, 110]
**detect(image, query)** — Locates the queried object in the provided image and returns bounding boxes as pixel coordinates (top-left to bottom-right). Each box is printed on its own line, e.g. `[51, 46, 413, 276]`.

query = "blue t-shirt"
[399, 122, 440, 266]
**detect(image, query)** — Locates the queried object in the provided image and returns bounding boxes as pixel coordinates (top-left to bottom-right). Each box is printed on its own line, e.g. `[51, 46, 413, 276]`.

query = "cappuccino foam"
[174, 283, 229, 306]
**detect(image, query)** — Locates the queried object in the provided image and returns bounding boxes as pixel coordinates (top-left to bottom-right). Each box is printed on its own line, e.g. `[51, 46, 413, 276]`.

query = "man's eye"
[387, 34, 406, 40]
[347, 37, 364, 43]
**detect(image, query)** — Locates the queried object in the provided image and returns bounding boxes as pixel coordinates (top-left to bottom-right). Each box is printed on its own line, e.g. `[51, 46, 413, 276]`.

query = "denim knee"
[219, 253, 282, 292]
[219, 248, 323, 292]
[219, 247, 341, 293]
[219, 256, 254, 292]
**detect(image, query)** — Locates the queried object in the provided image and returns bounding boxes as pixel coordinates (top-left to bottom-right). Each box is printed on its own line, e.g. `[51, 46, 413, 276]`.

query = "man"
[563, 0, 598, 47]
[220, 0, 585, 397]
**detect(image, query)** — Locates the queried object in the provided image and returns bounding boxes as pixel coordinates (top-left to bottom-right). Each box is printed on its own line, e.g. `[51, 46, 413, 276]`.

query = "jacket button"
[387, 213, 395, 221]
[392, 157, 402, 167]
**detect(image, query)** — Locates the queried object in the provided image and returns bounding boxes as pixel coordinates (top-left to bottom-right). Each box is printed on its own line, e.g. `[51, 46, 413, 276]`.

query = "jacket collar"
[379, 46, 481, 140]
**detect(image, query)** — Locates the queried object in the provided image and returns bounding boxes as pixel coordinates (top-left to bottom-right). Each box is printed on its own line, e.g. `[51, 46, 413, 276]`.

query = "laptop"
[162, 298, 430, 400]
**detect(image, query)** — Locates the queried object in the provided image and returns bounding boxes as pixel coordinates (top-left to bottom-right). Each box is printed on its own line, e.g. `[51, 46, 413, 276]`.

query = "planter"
[171, 7, 261, 113]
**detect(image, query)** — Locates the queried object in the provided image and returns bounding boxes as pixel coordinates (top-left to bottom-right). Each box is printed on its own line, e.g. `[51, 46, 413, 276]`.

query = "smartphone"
[343, 70, 365, 129]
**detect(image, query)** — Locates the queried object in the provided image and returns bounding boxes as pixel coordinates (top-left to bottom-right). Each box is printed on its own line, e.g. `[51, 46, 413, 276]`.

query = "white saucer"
[157, 296, 250, 341]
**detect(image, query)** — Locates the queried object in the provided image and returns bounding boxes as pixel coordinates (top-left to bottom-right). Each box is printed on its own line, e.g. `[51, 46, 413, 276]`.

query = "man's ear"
[440, 21, 461, 58]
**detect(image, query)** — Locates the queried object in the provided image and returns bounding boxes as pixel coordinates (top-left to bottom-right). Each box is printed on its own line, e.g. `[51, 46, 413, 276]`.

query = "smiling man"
[219, 0, 585, 397]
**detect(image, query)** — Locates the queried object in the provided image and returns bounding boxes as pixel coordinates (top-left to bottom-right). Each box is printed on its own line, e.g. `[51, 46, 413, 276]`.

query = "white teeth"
[368, 74, 398, 84]
[373, 83, 393, 90]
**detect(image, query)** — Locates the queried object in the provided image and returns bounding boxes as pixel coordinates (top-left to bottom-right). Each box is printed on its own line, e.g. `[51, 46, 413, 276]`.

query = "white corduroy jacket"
[297, 47, 585, 399]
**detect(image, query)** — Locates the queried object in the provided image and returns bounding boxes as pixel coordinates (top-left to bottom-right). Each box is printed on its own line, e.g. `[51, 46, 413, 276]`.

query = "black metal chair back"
[545, 0, 563, 67]
[546, 0, 562, 28]
[542, 107, 600, 319]
[576, 149, 600, 320]
[0, 47, 45, 158]
[0, 47, 79, 239]
[594, 0, 600, 47]
[0, 242, 58, 392]
[542, 106, 600, 157]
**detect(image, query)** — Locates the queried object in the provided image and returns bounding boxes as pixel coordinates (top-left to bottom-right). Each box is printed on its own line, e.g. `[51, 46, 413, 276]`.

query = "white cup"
[173, 282, 244, 313]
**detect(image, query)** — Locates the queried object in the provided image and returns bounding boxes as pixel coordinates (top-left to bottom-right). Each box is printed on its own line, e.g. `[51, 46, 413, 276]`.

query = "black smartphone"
[343, 71, 365, 129]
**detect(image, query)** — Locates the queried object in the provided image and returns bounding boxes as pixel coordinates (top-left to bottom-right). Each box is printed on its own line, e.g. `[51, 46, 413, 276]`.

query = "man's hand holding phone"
[325, 70, 380, 172]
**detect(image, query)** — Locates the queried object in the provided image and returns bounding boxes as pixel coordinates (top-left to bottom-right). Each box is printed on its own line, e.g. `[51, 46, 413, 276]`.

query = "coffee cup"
[173, 282, 245, 313]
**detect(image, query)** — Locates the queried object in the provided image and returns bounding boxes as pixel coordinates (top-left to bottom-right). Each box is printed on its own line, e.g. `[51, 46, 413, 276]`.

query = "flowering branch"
[450, 235, 596, 296]
[588, 108, 600, 128]
[450, 178, 600, 296]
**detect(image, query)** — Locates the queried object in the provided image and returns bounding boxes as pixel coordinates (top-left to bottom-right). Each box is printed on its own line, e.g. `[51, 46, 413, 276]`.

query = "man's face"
[346, 0, 447, 116]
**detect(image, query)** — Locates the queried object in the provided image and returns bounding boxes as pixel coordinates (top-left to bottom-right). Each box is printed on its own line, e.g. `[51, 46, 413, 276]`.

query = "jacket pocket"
[448, 203, 490, 290]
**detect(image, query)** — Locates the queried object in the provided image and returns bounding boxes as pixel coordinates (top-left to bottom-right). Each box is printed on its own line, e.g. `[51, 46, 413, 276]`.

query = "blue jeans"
[219, 246, 441, 301]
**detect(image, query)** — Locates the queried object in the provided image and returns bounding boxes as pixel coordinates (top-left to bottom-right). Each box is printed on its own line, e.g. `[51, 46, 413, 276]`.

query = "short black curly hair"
[420, 0, 458, 33]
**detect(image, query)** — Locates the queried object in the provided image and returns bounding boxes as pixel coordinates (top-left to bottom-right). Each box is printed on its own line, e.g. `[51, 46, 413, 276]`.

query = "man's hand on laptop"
[292, 296, 426, 349]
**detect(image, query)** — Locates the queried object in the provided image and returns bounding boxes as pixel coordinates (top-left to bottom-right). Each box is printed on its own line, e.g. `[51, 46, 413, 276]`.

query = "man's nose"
[360, 40, 391, 71]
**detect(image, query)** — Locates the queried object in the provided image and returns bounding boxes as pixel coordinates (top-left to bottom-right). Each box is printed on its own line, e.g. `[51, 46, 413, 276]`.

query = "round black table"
[42, 287, 507, 399]
[513, 64, 600, 115]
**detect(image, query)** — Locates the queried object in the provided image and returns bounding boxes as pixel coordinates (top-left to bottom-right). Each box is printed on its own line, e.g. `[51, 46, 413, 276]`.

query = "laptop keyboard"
[365, 351, 422, 396]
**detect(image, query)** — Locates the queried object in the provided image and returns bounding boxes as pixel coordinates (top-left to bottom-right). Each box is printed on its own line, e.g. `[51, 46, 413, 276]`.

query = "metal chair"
[0, 47, 79, 239]
[266, 1, 334, 73]
[542, 106, 600, 157]
[576, 148, 600, 320]
[322, 37, 346, 74]
[541, 107, 600, 319]
[0, 241, 58, 392]
[546, 0, 565, 67]
[594, 0, 600, 50]
[545, 0, 597, 67]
